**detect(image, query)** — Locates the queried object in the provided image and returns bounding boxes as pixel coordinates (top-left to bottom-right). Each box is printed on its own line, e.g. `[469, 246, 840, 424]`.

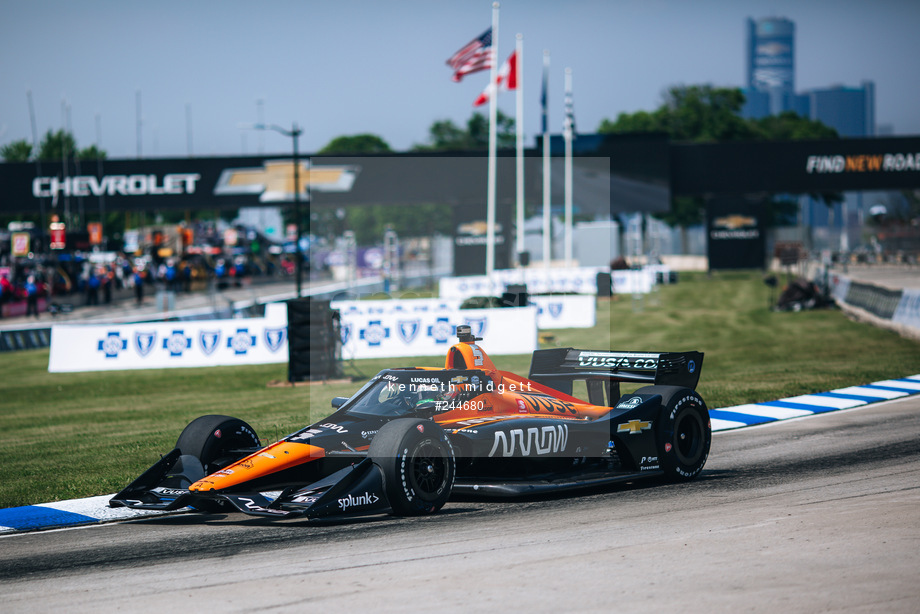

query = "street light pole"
[247, 122, 306, 297]
[291, 123, 303, 297]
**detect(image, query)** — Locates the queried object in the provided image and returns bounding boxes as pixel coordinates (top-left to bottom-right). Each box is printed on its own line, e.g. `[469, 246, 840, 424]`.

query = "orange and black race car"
[111, 325, 711, 519]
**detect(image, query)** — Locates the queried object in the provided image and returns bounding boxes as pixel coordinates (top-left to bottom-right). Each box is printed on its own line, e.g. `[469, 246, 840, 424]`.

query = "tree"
[27, 129, 106, 162]
[1, 139, 33, 162]
[750, 111, 838, 141]
[312, 133, 449, 244]
[37, 129, 76, 161]
[422, 119, 467, 150]
[318, 133, 391, 154]
[39, 129, 107, 161]
[598, 110, 661, 134]
[413, 110, 516, 151]
[598, 85, 840, 237]
[76, 144, 107, 160]
[661, 86, 758, 142]
[344, 203, 453, 246]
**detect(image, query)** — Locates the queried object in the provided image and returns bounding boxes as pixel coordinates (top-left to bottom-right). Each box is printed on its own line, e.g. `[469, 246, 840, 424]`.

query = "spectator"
[102, 265, 114, 304]
[25, 274, 40, 318]
[182, 261, 192, 292]
[165, 260, 178, 292]
[0, 272, 10, 318]
[133, 267, 145, 305]
[121, 259, 133, 287]
[215, 259, 227, 290]
[86, 268, 101, 306]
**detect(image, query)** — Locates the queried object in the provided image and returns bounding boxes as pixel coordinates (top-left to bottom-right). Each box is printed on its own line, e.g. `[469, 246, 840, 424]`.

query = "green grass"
[1, 270, 918, 508]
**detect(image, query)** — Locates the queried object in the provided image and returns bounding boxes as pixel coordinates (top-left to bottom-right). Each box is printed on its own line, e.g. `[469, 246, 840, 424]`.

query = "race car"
[111, 325, 710, 519]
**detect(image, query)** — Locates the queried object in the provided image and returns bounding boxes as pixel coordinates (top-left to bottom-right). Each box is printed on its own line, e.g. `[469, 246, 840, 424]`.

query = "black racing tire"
[175, 415, 261, 513]
[175, 414, 261, 475]
[636, 385, 711, 482]
[369, 418, 455, 516]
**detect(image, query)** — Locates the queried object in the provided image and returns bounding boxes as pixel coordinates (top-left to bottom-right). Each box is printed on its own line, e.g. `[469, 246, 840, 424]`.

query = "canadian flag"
[473, 50, 517, 107]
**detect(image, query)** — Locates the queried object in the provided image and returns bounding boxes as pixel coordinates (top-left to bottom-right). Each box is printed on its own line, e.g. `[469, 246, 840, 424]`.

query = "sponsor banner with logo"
[531, 294, 595, 328]
[339, 306, 537, 360]
[439, 268, 653, 299]
[671, 136, 920, 196]
[611, 269, 655, 294]
[439, 267, 611, 299]
[48, 304, 288, 373]
[706, 197, 766, 271]
[332, 295, 594, 330]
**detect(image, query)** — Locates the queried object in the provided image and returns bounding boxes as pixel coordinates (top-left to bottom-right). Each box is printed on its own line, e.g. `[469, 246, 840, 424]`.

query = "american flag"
[446, 28, 493, 82]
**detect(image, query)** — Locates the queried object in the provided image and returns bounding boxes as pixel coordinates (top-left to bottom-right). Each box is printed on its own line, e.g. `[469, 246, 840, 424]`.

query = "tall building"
[741, 16, 879, 250]
[746, 17, 796, 115]
[807, 81, 876, 137]
[741, 15, 875, 138]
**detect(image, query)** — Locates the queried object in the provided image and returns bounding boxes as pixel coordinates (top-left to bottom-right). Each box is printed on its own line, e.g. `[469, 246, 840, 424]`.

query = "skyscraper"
[741, 16, 880, 250]
[742, 15, 875, 138]
[746, 17, 796, 115]
[807, 81, 876, 137]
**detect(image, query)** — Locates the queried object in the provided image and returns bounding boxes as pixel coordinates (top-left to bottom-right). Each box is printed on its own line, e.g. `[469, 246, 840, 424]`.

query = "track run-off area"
[1, 393, 918, 613]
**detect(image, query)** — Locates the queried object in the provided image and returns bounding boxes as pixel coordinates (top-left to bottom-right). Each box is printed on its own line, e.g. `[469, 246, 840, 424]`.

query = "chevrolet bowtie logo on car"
[617, 420, 652, 435]
[214, 160, 359, 202]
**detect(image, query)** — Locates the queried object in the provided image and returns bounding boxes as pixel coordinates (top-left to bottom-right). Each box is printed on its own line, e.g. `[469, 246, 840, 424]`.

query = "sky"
[2, 0, 918, 160]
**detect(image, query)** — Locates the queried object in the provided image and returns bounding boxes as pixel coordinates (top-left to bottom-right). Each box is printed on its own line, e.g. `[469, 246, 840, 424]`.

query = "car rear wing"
[528, 348, 703, 398]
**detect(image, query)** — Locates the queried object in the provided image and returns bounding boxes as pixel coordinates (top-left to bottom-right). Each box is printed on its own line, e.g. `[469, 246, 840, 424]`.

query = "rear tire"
[370, 419, 455, 516]
[175, 415, 261, 512]
[636, 386, 711, 481]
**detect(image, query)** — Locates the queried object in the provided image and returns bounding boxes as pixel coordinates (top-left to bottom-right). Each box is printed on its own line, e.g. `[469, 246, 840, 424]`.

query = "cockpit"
[339, 369, 489, 418]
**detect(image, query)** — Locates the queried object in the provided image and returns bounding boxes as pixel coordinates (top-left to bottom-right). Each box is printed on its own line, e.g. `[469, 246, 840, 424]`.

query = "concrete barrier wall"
[0, 327, 51, 352]
[828, 272, 920, 341]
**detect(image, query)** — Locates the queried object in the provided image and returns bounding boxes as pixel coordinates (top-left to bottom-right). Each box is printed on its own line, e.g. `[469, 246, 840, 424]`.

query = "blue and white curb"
[3, 374, 920, 535]
[711, 375, 920, 431]
[0, 494, 172, 535]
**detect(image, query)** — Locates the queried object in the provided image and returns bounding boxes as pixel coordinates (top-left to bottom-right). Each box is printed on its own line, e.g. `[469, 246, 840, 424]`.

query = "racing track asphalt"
[0, 394, 918, 613]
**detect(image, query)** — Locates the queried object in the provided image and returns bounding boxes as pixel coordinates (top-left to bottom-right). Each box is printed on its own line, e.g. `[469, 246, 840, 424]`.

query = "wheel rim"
[673, 407, 704, 466]
[409, 440, 449, 501]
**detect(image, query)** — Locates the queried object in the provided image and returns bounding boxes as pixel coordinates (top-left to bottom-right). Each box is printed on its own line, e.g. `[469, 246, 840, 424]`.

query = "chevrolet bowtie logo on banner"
[712, 214, 757, 230]
[214, 160, 360, 202]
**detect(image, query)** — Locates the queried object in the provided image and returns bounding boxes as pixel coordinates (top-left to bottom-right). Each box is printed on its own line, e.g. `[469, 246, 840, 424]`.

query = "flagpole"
[541, 50, 551, 269]
[485, 2, 500, 276]
[564, 67, 574, 264]
[515, 33, 525, 265]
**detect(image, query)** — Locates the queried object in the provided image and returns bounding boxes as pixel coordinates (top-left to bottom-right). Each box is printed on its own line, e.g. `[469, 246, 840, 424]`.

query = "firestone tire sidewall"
[370, 419, 456, 516]
[656, 389, 711, 481]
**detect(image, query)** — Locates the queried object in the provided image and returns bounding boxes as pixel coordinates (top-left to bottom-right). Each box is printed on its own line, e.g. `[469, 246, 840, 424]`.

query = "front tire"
[636, 386, 711, 481]
[175, 415, 261, 512]
[370, 419, 455, 516]
[175, 414, 261, 474]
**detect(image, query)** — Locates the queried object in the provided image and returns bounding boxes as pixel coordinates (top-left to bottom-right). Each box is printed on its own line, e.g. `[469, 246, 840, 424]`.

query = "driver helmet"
[413, 383, 442, 408]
